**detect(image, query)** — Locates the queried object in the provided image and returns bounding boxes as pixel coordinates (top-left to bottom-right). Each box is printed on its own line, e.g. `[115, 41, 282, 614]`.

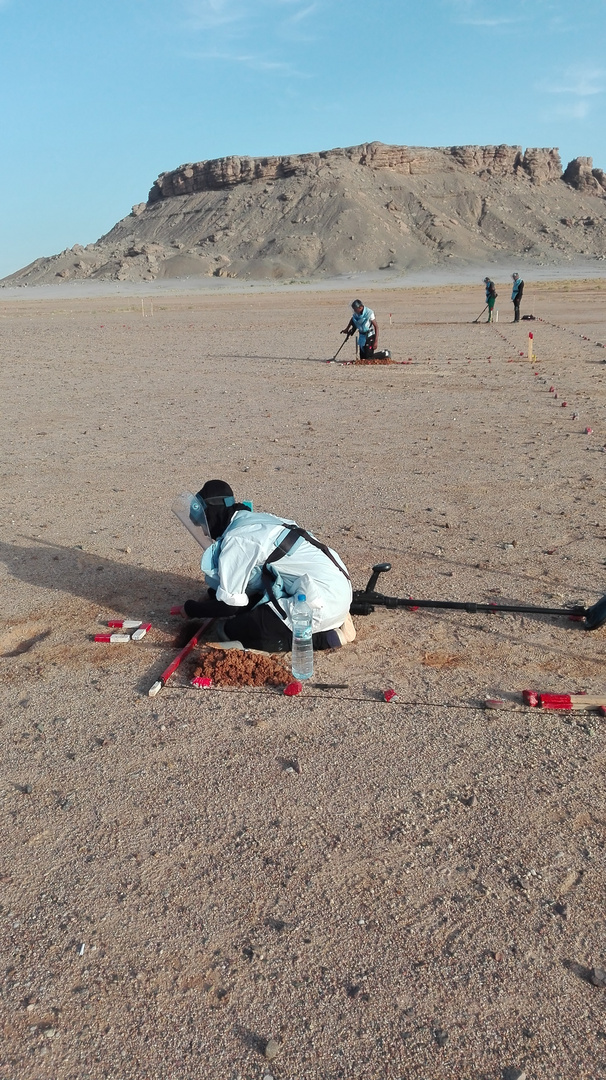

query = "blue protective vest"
[351, 306, 375, 346]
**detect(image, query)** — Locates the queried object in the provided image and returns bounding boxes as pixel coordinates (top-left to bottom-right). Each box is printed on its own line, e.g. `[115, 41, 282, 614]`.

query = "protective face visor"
[171, 491, 214, 550]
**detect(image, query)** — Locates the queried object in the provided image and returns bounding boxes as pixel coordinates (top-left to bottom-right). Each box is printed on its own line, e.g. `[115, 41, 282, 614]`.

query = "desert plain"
[1, 278, 606, 1080]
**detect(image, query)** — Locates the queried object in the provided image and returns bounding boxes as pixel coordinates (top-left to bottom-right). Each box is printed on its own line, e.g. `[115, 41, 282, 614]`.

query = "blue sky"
[0, 0, 604, 278]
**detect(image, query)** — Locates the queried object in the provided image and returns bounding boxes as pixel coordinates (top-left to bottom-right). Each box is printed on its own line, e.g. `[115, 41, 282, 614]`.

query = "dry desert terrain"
[1, 279, 606, 1079]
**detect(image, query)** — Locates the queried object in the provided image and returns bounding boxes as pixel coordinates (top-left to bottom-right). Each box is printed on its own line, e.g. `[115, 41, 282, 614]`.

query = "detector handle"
[365, 562, 392, 593]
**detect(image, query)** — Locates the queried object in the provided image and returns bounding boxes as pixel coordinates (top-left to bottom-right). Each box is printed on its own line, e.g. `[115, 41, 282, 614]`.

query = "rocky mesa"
[4, 141, 606, 285]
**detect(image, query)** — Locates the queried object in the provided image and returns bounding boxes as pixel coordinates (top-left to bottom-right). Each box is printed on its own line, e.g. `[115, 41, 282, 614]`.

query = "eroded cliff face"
[4, 142, 606, 286]
[148, 142, 565, 202]
[562, 156, 606, 195]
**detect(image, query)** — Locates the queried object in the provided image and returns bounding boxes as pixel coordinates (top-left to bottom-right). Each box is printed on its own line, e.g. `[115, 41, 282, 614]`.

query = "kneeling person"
[180, 480, 355, 652]
[342, 299, 391, 360]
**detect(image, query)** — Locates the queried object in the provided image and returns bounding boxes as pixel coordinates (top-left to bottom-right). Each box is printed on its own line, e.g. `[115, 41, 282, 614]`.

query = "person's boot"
[323, 613, 357, 648]
[208, 622, 245, 649]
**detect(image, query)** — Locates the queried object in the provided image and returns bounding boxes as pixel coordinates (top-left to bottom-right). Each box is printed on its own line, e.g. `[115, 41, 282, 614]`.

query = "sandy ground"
[1, 280, 606, 1080]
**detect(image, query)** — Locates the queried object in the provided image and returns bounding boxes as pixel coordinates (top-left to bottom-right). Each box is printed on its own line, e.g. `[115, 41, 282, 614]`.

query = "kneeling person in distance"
[342, 299, 391, 359]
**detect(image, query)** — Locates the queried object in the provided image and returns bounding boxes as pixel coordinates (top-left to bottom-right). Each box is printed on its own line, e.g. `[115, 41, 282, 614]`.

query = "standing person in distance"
[511, 272, 524, 322]
[483, 277, 497, 323]
[341, 299, 391, 359]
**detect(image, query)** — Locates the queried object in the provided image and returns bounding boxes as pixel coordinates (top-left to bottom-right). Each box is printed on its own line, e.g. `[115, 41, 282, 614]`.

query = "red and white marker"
[148, 617, 214, 697]
[95, 620, 151, 643]
[523, 689, 605, 710]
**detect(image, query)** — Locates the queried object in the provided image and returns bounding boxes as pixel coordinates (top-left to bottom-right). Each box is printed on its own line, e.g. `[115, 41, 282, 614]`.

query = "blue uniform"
[351, 306, 376, 349]
[511, 276, 524, 321]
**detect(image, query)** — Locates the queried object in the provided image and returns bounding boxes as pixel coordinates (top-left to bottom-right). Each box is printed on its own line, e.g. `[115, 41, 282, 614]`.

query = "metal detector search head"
[583, 594, 606, 631]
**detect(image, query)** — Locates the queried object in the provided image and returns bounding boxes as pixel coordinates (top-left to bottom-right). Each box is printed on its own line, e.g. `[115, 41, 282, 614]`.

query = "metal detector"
[350, 563, 606, 632]
[331, 331, 354, 362]
[473, 305, 488, 324]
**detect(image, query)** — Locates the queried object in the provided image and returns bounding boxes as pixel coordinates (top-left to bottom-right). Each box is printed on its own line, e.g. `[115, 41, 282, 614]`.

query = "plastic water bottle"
[291, 593, 314, 680]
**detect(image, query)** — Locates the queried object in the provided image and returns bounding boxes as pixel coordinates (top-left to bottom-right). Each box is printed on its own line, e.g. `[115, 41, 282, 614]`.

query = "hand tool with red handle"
[148, 618, 214, 697]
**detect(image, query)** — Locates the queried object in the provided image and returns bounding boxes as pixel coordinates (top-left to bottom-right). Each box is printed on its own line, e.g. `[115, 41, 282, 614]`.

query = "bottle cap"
[297, 593, 306, 602]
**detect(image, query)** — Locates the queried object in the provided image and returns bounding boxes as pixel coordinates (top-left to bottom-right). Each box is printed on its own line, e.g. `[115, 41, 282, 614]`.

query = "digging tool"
[331, 331, 354, 362]
[473, 305, 488, 324]
[148, 617, 214, 696]
[350, 563, 606, 631]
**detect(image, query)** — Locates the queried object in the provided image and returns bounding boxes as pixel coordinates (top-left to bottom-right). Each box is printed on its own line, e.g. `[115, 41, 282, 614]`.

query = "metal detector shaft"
[331, 333, 353, 361]
[351, 563, 606, 630]
[352, 591, 586, 619]
[473, 305, 488, 324]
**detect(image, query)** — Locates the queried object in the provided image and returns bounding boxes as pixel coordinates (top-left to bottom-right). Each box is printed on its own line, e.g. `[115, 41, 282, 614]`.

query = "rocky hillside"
[4, 142, 606, 285]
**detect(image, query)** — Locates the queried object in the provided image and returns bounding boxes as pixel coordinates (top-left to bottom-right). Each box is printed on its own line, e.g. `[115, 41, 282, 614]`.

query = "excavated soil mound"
[192, 646, 291, 687]
[355, 356, 398, 365]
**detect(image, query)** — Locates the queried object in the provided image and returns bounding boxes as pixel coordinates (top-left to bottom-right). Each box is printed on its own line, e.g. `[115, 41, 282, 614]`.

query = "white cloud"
[182, 0, 317, 32]
[183, 0, 246, 30]
[288, 3, 317, 24]
[538, 66, 605, 97]
[536, 63, 605, 123]
[444, 0, 588, 31]
[445, 0, 527, 27]
[557, 101, 591, 119]
[181, 0, 317, 75]
[189, 48, 297, 72]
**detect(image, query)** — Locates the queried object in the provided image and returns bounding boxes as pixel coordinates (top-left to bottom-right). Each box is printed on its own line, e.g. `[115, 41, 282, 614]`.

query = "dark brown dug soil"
[192, 646, 291, 686]
[355, 356, 398, 365]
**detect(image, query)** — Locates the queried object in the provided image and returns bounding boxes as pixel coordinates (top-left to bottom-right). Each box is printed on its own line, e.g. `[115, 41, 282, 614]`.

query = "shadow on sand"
[0, 537, 201, 616]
